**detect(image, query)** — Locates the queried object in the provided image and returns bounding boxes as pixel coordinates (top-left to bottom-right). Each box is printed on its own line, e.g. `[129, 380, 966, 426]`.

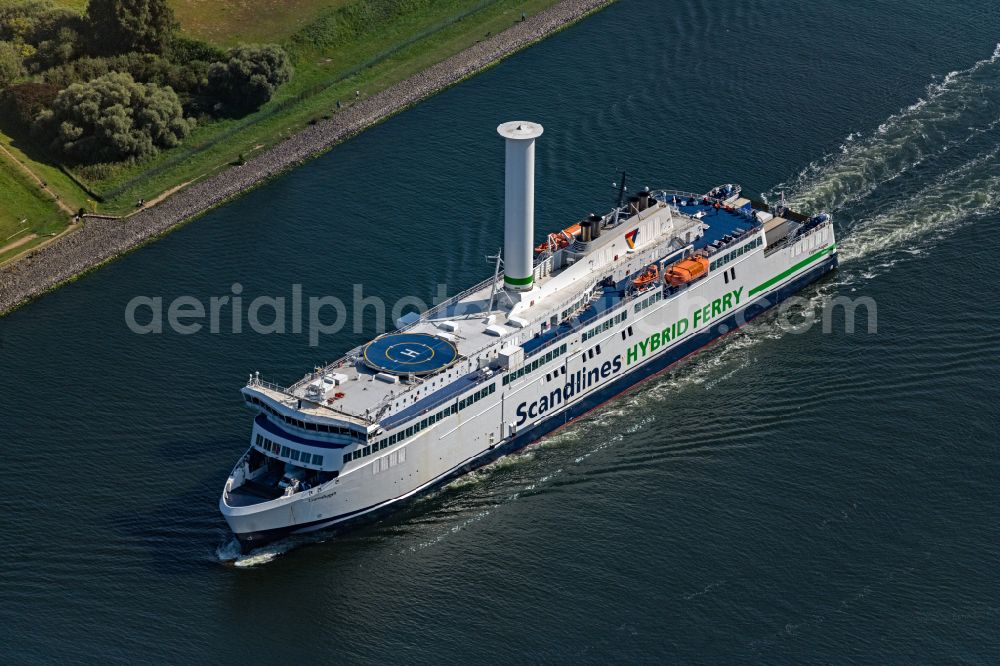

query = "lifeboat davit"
[534, 223, 582, 253]
[633, 263, 660, 288]
[665, 256, 710, 286]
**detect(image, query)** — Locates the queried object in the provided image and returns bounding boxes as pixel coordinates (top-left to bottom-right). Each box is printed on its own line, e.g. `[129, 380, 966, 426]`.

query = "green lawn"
[0, 158, 68, 263]
[2, 0, 578, 220]
[171, 0, 356, 46]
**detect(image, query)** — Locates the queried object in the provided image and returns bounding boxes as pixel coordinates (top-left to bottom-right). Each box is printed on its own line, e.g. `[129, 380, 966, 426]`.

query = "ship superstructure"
[221, 121, 837, 546]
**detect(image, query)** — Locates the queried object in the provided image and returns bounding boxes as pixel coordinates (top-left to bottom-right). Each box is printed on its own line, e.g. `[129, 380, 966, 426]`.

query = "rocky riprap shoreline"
[0, 0, 613, 315]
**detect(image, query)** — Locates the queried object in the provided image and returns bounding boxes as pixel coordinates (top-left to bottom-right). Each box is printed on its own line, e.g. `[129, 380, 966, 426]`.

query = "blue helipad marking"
[363, 333, 458, 376]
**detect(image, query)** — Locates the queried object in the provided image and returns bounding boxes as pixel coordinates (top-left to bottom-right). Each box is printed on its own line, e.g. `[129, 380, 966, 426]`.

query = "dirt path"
[0, 233, 39, 255]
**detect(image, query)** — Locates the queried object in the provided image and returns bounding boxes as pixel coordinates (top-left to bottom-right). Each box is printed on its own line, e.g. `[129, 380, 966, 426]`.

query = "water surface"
[2, 0, 999, 661]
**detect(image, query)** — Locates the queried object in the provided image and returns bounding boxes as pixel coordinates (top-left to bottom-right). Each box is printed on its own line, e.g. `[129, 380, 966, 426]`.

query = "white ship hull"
[221, 214, 837, 546]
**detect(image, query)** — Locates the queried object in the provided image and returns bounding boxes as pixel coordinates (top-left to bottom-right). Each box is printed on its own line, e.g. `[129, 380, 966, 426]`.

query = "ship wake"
[773, 43, 1000, 214]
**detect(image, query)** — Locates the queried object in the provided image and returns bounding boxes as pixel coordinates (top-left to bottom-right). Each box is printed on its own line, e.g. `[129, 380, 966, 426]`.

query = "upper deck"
[243, 185, 808, 430]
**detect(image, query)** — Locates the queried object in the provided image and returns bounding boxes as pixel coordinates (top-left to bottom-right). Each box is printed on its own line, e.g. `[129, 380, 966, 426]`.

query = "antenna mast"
[612, 170, 628, 224]
[615, 170, 628, 208]
[486, 248, 504, 312]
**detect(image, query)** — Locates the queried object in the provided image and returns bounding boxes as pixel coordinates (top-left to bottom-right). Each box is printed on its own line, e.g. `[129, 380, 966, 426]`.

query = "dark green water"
[3, 0, 1000, 661]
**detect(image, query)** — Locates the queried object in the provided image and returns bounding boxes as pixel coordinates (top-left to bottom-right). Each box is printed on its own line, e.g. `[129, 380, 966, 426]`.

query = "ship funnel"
[498, 121, 543, 291]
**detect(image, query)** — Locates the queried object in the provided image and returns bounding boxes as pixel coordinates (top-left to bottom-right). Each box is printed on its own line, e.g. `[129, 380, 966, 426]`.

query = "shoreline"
[0, 0, 614, 317]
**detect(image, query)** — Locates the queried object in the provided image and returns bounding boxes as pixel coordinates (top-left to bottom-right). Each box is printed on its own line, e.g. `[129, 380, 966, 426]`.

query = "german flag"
[625, 228, 639, 249]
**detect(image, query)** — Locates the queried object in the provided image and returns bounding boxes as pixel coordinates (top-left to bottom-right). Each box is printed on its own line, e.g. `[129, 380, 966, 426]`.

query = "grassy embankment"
[0, 0, 566, 264]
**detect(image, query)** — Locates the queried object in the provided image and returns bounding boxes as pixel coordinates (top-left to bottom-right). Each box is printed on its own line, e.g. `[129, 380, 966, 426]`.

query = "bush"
[35, 71, 194, 163]
[206, 44, 292, 114]
[166, 35, 223, 65]
[0, 1, 56, 41]
[0, 41, 25, 88]
[43, 52, 206, 96]
[0, 2, 85, 51]
[29, 25, 83, 70]
[0, 81, 58, 129]
[84, 0, 178, 55]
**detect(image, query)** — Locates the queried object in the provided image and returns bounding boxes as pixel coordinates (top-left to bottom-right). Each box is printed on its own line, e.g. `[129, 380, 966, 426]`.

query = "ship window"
[420, 418, 428, 429]
[343, 453, 351, 464]
[281, 446, 290, 458]
[256, 434, 263, 446]
[313, 454, 324, 465]
[306, 422, 317, 431]
[363, 446, 371, 456]
[290, 449, 300, 461]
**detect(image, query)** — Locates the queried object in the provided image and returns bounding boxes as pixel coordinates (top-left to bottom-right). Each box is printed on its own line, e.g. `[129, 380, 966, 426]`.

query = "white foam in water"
[215, 536, 299, 567]
[775, 43, 1000, 214]
[838, 145, 1000, 273]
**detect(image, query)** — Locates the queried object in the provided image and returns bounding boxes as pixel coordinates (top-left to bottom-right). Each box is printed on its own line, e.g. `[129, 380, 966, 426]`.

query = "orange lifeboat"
[534, 223, 582, 253]
[633, 263, 659, 288]
[665, 256, 710, 286]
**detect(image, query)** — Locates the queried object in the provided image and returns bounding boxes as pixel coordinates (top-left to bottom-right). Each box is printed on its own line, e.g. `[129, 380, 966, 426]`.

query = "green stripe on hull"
[749, 244, 836, 297]
[504, 274, 534, 286]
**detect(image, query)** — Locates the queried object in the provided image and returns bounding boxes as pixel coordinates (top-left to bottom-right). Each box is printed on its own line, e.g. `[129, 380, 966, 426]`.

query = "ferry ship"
[220, 121, 837, 547]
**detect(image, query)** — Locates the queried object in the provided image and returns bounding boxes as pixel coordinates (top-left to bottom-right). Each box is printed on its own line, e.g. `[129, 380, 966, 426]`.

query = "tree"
[0, 81, 58, 129]
[35, 71, 194, 162]
[206, 44, 292, 114]
[0, 41, 25, 88]
[85, 0, 178, 55]
[31, 26, 83, 69]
